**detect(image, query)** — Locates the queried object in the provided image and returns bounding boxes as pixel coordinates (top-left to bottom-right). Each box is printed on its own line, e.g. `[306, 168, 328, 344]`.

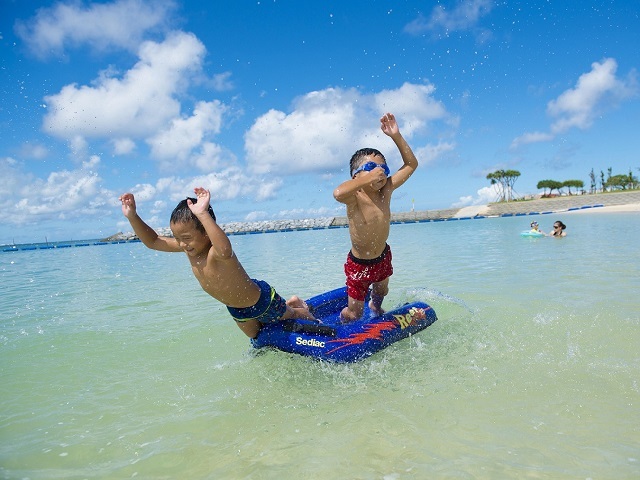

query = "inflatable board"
[251, 287, 437, 362]
[520, 230, 545, 237]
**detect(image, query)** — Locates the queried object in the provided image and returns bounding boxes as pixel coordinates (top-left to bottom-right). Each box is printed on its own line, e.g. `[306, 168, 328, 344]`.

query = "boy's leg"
[369, 277, 390, 315]
[235, 319, 261, 339]
[340, 296, 365, 322]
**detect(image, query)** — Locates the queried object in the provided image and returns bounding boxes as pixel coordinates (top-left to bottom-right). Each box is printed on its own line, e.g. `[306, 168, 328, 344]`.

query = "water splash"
[396, 286, 475, 314]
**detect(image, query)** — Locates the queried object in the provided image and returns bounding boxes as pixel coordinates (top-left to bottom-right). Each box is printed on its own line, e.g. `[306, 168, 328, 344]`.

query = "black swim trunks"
[226, 279, 287, 323]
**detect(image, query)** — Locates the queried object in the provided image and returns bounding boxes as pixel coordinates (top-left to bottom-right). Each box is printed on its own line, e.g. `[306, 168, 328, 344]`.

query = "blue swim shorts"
[226, 279, 287, 324]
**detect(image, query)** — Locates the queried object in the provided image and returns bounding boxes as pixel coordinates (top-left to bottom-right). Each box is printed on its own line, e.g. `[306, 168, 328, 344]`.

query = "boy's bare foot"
[287, 296, 319, 321]
[369, 300, 385, 316]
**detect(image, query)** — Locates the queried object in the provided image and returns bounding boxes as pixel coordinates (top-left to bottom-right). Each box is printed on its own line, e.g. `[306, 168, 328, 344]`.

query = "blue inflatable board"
[251, 287, 437, 363]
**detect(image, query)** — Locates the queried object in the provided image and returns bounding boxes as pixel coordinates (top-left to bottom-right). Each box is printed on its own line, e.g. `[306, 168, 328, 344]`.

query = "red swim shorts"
[344, 244, 393, 301]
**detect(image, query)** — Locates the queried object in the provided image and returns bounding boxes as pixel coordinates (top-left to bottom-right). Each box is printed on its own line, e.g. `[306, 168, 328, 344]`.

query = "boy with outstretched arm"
[120, 187, 314, 338]
[333, 113, 418, 322]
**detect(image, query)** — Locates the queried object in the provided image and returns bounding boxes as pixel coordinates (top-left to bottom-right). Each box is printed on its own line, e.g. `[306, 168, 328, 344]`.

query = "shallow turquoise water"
[1, 212, 639, 479]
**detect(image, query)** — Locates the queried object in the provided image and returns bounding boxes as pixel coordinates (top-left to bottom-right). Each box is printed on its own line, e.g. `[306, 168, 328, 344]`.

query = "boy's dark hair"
[349, 148, 386, 177]
[170, 197, 216, 233]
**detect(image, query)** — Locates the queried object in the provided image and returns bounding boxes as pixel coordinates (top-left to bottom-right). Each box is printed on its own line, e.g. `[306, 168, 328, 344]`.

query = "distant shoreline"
[3, 191, 639, 251]
[106, 190, 640, 241]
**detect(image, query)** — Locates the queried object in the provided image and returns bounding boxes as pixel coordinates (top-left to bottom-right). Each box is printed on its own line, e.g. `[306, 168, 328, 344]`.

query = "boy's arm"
[119, 193, 181, 252]
[189, 188, 234, 259]
[333, 170, 387, 204]
[381, 113, 418, 190]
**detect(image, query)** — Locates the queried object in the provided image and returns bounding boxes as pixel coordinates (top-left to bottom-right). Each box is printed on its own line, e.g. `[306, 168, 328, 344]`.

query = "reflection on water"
[1, 213, 639, 478]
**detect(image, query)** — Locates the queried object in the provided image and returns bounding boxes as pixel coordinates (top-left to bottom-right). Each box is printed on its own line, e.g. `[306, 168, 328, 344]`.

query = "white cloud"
[510, 131, 555, 150]
[190, 142, 235, 172]
[68, 135, 89, 160]
[0, 157, 27, 199]
[244, 88, 359, 175]
[15, 0, 176, 58]
[414, 141, 456, 165]
[511, 58, 638, 149]
[151, 168, 283, 206]
[244, 83, 450, 175]
[43, 31, 206, 140]
[195, 71, 234, 92]
[452, 185, 500, 207]
[112, 138, 136, 155]
[374, 83, 448, 137]
[40, 30, 237, 173]
[548, 58, 637, 134]
[404, 0, 494, 37]
[151, 200, 167, 215]
[146, 100, 229, 170]
[245, 211, 268, 222]
[129, 183, 157, 202]
[0, 155, 111, 225]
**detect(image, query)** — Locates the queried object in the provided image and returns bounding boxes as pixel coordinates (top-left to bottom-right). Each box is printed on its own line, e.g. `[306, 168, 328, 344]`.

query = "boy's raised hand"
[119, 193, 137, 218]
[187, 187, 211, 215]
[380, 112, 399, 137]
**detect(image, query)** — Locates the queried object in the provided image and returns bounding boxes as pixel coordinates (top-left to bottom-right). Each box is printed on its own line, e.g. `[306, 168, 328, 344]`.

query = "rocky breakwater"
[221, 217, 335, 235]
[104, 217, 337, 242]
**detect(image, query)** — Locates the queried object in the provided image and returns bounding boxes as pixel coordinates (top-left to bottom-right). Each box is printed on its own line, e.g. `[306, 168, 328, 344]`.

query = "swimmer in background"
[548, 220, 567, 237]
[529, 221, 544, 235]
[120, 187, 315, 339]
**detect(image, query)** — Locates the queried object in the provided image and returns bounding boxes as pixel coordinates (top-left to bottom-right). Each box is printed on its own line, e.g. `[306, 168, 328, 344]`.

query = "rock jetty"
[105, 217, 338, 241]
[105, 190, 640, 242]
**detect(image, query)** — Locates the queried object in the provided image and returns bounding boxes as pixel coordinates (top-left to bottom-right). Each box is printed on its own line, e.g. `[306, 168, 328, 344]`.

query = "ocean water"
[1, 212, 639, 479]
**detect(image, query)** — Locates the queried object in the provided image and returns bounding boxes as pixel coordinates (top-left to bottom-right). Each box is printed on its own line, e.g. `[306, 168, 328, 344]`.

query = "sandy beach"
[345, 190, 640, 228]
[470, 190, 640, 217]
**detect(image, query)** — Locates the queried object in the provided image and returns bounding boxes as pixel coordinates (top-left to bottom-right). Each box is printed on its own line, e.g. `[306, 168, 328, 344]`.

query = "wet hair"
[170, 197, 216, 233]
[554, 221, 566, 230]
[349, 148, 386, 177]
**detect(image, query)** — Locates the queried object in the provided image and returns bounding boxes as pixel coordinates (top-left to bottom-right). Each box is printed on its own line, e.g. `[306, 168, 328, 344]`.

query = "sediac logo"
[296, 337, 325, 348]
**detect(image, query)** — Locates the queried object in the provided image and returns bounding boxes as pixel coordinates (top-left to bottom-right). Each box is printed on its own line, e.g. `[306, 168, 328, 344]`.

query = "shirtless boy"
[333, 113, 418, 321]
[120, 187, 314, 338]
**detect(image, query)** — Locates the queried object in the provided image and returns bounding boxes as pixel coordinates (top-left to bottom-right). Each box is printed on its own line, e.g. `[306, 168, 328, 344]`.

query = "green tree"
[537, 179, 563, 196]
[487, 169, 521, 202]
[589, 169, 596, 194]
[606, 174, 631, 190]
[562, 179, 584, 195]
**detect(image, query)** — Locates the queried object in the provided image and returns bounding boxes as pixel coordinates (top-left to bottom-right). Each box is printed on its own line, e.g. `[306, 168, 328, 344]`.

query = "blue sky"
[1, 0, 639, 244]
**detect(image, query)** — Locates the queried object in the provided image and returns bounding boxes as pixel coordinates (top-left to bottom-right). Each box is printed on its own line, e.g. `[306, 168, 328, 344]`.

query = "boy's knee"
[286, 295, 303, 307]
[235, 319, 261, 338]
